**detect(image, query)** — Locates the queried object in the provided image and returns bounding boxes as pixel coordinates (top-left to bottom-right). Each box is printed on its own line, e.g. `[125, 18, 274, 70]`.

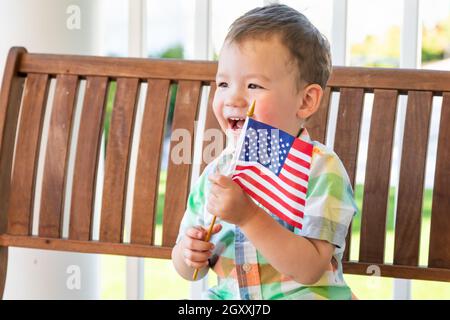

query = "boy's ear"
[296, 84, 323, 120]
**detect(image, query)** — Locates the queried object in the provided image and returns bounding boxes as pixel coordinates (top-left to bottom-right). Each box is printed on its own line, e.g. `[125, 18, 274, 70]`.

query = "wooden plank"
[428, 92, 450, 269]
[19, 54, 450, 93]
[39, 75, 79, 238]
[0, 247, 6, 299]
[359, 90, 398, 264]
[162, 81, 202, 247]
[100, 78, 139, 243]
[0, 234, 172, 259]
[327, 66, 450, 93]
[131, 79, 171, 245]
[19, 53, 217, 82]
[343, 262, 450, 282]
[200, 82, 224, 174]
[333, 88, 364, 261]
[69, 77, 108, 241]
[394, 91, 433, 266]
[0, 47, 26, 236]
[306, 87, 331, 144]
[8, 74, 49, 236]
[0, 47, 26, 300]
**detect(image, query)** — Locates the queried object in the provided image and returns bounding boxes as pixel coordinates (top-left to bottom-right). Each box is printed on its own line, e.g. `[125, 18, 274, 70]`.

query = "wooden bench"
[1, 47, 449, 298]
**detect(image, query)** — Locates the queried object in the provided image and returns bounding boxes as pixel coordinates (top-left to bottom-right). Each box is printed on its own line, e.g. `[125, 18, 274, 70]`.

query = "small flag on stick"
[231, 118, 313, 229]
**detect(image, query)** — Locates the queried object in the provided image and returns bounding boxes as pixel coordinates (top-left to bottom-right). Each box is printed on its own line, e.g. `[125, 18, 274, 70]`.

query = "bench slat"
[343, 261, 450, 282]
[8, 74, 49, 236]
[162, 80, 202, 247]
[200, 82, 223, 174]
[328, 66, 450, 93]
[359, 90, 398, 263]
[20, 53, 217, 82]
[394, 91, 433, 266]
[69, 77, 108, 241]
[131, 79, 171, 245]
[0, 48, 26, 236]
[0, 234, 172, 259]
[428, 92, 450, 269]
[19, 53, 450, 93]
[333, 88, 364, 261]
[39, 75, 78, 238]
[0, 47, 26, 299]
[100, 78, 139, 243]
[307, 87, 331, 144]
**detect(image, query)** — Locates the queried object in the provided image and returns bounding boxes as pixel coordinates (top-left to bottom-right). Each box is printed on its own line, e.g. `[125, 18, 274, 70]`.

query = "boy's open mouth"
[227, 117, 245, 131]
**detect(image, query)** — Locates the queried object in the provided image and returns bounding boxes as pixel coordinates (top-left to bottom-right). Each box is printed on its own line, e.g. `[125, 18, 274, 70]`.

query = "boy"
[172, 4, 358, 300]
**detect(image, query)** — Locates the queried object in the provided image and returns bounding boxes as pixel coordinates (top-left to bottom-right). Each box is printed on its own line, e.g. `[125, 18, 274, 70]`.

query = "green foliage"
[150, 43, 184, 59]
[422, 17, 450, 63]
[350, 13, 450, 67]
[350, 26, 401, 67]
[103, 81, 116, 152]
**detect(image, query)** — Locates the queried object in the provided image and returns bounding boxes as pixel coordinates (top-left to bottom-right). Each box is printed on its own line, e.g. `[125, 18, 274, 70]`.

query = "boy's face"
[213, 36, 305, 139]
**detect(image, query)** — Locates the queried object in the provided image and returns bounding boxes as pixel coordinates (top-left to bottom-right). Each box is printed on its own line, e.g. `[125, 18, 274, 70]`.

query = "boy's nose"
[224, 93, 248, 109]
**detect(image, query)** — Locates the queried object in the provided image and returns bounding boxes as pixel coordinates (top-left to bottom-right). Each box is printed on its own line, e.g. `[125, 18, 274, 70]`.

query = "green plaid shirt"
[176, 129, 358, 300]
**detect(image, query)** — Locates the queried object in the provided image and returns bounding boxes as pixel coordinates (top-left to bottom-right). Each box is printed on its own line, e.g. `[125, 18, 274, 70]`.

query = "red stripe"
[234, 179, 303, 229]
[234, 164, 306, 202]
[278, 171, 308, 194]
[292, 138, 313, 156]
[282, 161, 309, 182]
[233, 172, 305, 210]
[286, 152, 311, 170]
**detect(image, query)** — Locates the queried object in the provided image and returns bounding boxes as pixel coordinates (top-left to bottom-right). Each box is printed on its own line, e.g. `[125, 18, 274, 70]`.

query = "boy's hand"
[207, 173, 259, 227]
[180, 225, 222, 269]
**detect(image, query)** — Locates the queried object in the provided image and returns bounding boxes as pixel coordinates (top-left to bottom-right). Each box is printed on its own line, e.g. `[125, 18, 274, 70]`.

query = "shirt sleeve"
[294, 145, 358, 250]
[175, 161, 215, 245]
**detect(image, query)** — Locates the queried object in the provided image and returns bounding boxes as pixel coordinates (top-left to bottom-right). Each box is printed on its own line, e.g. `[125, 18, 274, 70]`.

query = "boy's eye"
[248, 83, 263, 89]
[218, 82, 228, 88]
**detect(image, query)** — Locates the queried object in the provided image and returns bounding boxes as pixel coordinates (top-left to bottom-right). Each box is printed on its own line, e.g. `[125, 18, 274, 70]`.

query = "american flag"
[231, 118, 313, 229]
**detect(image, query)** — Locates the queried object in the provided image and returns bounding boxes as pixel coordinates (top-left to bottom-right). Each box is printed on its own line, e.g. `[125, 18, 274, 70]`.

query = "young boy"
[171, 4, 358, 300]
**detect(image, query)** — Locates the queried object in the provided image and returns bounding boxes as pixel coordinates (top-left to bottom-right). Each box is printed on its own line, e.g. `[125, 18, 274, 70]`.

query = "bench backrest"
[0, 48, 449, 297]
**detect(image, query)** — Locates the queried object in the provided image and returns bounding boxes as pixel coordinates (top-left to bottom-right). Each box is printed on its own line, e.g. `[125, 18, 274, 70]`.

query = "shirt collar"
[296, 127, 313, 144]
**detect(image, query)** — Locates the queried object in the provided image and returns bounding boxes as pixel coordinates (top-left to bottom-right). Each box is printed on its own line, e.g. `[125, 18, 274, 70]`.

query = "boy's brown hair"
[225, 4, 331, 90]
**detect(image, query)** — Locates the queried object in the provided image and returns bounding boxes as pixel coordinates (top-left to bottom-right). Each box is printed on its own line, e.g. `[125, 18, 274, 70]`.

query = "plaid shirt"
[176, 129, 358, 300]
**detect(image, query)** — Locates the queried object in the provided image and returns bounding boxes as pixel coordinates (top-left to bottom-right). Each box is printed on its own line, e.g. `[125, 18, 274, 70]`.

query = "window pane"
[348, 0, 403, 67]
[147, 0, 195, 59]
[211, 0, 263, 59]
[421, 0, 450, 70]
[99, 0, 128, 57]
[282, 0, 333, 41]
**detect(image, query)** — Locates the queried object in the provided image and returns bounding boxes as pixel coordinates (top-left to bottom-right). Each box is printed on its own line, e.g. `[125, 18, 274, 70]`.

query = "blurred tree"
[350, 13, 450, 67]
[422, 16, 450, 62]
[350, 26, 401, 67]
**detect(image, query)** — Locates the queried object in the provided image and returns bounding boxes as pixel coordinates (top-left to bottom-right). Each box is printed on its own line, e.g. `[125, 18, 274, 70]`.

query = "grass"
[99, 176, 450, 299]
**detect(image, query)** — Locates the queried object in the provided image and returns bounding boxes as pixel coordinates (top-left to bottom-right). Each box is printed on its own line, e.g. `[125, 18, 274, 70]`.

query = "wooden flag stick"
[192, 100, 256, 281]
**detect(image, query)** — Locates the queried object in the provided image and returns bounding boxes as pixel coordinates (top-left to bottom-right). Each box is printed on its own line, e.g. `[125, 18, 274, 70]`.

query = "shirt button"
[242, 263, 252, 273]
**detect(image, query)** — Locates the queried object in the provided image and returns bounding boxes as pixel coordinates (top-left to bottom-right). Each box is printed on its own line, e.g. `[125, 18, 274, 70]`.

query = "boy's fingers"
[184, 236, 215, 251]
[183, 249, 212, 263]
[186, 226, 206, 239]
[211, 223, 222, 234]
[208, 187, 219, 199]
[185, 259, 209, 269]
[208, 174, 233, 188]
